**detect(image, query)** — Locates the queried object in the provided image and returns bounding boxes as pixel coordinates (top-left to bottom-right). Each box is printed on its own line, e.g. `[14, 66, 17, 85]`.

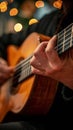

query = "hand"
[0, 58, 14, 85]
[30, 35, 73, 90]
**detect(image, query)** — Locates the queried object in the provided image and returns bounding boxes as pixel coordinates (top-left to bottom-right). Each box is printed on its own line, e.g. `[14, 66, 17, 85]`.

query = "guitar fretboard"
[56, 23, 73, 54]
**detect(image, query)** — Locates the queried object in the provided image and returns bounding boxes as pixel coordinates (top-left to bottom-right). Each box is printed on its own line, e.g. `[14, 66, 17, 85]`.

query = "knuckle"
[53, 65, 62, 71]
[45, 48, 52, 55]
[34, 51, 38, 57]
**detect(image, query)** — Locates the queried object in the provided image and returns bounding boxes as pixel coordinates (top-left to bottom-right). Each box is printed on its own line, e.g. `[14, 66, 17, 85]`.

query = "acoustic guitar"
[0, 23, 73, 122]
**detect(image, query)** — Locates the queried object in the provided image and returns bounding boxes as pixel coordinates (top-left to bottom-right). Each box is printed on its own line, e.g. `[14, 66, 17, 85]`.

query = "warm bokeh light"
[53, 0, 63, 9]
[29, 18, 38, 25]
[0, 1, 8, 12]
[0, 1, 8, 6]
[9, 8, 18, 16]
[14, 23, 23, 32]
[0, 6, 7, 12]
[35, 1, 44, 8]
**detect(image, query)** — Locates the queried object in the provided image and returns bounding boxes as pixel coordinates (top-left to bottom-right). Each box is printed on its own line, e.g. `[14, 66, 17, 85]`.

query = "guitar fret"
[62, 29, 66, 52]
[70, 25, 73, 47]
[70, 34, 72, 47]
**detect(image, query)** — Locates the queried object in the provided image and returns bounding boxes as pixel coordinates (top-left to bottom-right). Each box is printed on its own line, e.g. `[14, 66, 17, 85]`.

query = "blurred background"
[0, 0, 62, 36]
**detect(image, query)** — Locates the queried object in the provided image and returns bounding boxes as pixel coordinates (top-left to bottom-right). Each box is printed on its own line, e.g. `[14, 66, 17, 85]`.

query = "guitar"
[0, 23, 73, 122]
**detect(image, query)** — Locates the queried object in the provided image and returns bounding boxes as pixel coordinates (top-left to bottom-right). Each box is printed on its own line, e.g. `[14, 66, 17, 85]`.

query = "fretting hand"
[30, 35, 73, 90]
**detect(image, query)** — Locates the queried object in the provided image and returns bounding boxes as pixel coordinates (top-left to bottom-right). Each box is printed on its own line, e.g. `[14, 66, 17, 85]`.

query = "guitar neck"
[55, 23, 73, 54]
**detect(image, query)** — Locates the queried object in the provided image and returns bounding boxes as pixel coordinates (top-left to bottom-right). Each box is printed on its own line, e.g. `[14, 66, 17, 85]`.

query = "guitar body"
[0, 32, 58, 122]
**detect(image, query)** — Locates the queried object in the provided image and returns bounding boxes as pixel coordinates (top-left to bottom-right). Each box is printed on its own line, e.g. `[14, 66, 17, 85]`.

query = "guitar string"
[16, 39, 73, 71]
[15, 23, 73, 71]
[15, 37, 72, 72]
[15, 27, 72, 71]
[15, 35, 73, 72]
[12, 39, 73, 83]
[11, 23, 73, 82]
[14, 33, 72, 74]
[13, 38, 72, 84]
